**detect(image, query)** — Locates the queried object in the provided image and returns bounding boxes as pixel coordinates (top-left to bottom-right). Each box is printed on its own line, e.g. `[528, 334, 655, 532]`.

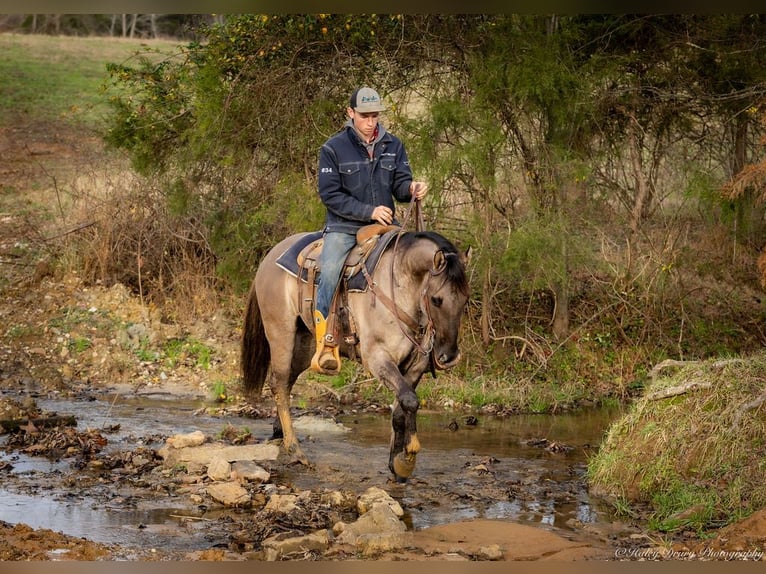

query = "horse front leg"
[373, 361, 421, 481]
[388, 399, 420, 482]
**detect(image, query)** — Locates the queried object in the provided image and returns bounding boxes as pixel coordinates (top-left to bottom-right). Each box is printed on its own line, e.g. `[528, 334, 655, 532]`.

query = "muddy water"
[0, 390, 621, 551]
[310, 408, 618, 530]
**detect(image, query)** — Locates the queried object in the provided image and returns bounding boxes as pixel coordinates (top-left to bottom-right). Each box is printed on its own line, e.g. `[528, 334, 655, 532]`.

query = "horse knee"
[400, 390, 419, 413]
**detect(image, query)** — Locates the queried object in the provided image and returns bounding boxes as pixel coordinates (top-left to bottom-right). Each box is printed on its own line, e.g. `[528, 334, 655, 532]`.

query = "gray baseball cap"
[349, 87, 386, 113]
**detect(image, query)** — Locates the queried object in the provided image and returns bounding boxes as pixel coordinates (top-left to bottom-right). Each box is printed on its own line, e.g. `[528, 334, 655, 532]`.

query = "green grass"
[0, 33, 181, 127]
[588, 352, 766, 533]
[162, 337, 213, 369]
[68, 336, 92, 353]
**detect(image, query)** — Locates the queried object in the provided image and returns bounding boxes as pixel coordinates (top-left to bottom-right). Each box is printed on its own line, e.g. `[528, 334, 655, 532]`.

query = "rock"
[231, 461, 270, 483]
[165, 430, 206, 449]
[356, 532, 412, 556]
[125, 323, 150, 348]
[158, 442, 280, 472]
[340, 501, 406, 537]
[262, 530, 330, 561]
[292, 415, 350, 435]
[321, 490, 349, 508]
[206, 481, 250, 507]
[336, 502, 411, 555]
[131, 455, 150, 467]
[357, 486, 404, 517]
[206, 457, 231, 481]
[265, 494, 299, 513]
[478, 544, 504, 560]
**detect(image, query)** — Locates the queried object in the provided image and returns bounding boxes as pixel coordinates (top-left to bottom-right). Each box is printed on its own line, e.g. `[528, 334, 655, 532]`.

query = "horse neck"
[384, 237, 436, 307]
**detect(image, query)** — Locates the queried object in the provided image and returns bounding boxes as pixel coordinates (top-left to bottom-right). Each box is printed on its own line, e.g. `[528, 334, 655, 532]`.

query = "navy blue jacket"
[318, 120, 414, 234]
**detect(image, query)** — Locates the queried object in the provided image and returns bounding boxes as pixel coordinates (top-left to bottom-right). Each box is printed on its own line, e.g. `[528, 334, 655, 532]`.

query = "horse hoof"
[392, 451, 416, 479]
[276, 441, 309, 466]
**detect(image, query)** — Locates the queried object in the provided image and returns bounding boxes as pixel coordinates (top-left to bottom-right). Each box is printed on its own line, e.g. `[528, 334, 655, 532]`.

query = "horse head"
[422, 240, 472, 370]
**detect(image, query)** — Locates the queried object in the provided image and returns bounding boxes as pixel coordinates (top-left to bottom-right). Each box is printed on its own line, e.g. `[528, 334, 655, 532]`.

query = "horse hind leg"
[270, 323, 313, 465]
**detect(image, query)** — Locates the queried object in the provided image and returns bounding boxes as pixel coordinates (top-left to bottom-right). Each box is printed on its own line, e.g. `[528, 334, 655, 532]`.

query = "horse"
[240, 228, 471, 481]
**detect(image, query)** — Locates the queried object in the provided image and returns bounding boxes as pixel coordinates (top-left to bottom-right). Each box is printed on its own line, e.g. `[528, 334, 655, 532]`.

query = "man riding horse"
[313, 87, 428, 374]
[240, 88, 470, 480]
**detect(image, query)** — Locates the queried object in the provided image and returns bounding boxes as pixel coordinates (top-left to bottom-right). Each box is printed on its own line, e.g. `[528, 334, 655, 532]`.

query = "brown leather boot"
[310, 310, 340, 374]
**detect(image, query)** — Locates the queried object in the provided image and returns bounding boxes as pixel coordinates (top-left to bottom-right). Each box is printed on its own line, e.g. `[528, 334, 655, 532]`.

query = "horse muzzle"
[434, 350, 461, 370]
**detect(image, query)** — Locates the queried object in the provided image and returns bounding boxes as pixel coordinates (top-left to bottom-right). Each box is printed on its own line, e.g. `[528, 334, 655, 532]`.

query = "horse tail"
[241, 281, 270, 397]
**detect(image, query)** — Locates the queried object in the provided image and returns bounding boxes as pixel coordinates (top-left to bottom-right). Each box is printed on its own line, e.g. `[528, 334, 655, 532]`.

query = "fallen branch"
[649, 357, 747, 381]
[710, 358, 748, 369]
[43, 221, 96, 242]
[732, 388, 766, 430]
[0, 415, 77, 434]
[645, 380, 712, 401]
[648, 359, 699, 380]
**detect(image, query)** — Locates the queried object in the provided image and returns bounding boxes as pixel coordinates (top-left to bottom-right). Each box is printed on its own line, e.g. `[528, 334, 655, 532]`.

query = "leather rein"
[360, 199, 449, 370]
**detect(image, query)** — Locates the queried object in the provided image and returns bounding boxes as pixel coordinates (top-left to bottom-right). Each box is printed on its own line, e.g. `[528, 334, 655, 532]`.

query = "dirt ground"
[1, 121, 764, 561]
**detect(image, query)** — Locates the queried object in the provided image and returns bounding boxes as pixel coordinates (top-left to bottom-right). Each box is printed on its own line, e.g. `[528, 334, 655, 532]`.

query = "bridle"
[360, 199, 453, 369]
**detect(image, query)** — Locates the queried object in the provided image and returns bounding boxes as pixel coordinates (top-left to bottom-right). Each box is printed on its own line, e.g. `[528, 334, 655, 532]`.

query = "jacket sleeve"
[391, 140, 414, 203]
[318, 144, 375, 222]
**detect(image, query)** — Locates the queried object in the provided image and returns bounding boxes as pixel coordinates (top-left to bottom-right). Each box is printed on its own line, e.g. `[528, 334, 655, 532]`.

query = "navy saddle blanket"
[275, 230, 399, 292]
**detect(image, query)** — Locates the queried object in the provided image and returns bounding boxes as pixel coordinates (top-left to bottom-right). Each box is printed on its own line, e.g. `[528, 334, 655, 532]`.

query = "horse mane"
[397, 231, 469, 297]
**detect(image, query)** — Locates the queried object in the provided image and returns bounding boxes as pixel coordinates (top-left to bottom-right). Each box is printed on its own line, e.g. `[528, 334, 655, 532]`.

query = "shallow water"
[0, 390, 622, 549]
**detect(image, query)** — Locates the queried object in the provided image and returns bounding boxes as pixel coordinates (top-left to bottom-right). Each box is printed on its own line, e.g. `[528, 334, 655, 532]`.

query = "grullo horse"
[241, 229, 470, 481]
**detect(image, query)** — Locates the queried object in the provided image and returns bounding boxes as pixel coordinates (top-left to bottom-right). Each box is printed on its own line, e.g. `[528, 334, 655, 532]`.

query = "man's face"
[348, 108, 379, 142]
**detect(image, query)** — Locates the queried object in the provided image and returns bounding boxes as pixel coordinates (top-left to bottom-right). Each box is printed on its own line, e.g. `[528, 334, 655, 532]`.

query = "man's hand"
[372, 205, 394, 225]
[410, 181, 428, 201]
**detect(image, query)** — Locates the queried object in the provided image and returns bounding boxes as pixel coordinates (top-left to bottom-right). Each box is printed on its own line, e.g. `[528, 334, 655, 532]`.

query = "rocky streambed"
[0, 390, 633, 561]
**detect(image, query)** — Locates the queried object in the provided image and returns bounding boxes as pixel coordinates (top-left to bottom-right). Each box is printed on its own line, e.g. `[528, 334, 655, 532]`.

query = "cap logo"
[351, 87, 386, 112]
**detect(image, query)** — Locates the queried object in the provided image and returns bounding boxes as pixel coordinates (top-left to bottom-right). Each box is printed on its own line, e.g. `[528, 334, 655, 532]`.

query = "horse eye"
[431, 296, 443, 308]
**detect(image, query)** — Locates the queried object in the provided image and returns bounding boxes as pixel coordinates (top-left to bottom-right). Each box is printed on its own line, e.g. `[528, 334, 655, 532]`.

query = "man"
[312, 87, 428, 374]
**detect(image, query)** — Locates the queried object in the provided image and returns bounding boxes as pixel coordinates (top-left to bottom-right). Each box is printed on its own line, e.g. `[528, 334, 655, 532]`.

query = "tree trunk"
[730, 114, 763, 243]
[628, 119, 649, 234]
[551, 199, 569, 340]
[481, 265, 491, 346]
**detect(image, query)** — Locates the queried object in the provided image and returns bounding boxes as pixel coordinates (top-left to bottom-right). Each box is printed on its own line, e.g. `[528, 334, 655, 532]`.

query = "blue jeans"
[315, 231, 357, 317]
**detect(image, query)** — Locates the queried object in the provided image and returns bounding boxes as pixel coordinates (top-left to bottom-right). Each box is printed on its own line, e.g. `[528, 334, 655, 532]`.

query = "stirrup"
[311, 342, 341, 375]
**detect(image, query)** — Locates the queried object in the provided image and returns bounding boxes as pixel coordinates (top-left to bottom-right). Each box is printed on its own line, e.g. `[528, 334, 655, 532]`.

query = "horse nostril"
[436, 350, 461, 369]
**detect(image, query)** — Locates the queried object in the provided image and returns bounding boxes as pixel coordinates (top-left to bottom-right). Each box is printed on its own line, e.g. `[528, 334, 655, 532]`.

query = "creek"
[0, 390, 622, 552]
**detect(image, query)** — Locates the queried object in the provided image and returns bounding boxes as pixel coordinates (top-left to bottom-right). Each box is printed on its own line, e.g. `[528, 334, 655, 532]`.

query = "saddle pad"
[275, 231, 323, 278]
[275, 230, 400, 292]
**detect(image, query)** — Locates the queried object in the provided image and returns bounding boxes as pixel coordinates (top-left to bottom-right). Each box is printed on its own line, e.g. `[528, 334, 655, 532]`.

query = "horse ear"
[462, 246, 473, 266]
[433, 250, 447, 273]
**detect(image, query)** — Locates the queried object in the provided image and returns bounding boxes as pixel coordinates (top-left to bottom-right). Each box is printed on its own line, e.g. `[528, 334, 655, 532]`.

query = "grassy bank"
[0, 33, 180, 126]
[588, 353, 766, 533]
